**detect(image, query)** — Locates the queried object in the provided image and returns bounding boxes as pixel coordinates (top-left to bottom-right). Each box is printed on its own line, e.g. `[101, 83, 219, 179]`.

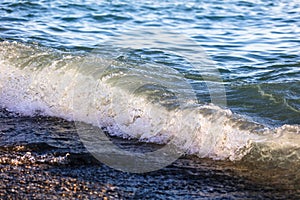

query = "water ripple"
[0, 0, 299, 126]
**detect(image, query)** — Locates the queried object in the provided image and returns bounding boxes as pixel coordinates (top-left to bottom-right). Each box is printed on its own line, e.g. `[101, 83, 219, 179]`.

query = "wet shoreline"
[1, 150, 299, 199]
[0, 113, 299, 199]
[0, 145, 299, 199]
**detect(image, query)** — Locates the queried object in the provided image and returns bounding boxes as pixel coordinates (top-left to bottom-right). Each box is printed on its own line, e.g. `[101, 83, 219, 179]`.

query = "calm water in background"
[1, 0, 299, 126]
[0, 0, 300, 198]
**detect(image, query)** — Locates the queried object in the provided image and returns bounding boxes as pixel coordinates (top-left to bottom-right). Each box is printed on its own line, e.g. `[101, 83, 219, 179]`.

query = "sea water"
[0, 0, 300, 196]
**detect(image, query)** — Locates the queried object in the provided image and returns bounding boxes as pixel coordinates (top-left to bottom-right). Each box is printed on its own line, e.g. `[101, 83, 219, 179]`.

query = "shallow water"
[0, 0, 300, 198]
[1, 0, 299, 125]
[0, 113, 299, 199]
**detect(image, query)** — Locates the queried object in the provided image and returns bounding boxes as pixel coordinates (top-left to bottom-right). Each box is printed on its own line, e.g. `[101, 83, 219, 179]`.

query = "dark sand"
[0, 114, 299, 199]
[0, 150, 299, 199]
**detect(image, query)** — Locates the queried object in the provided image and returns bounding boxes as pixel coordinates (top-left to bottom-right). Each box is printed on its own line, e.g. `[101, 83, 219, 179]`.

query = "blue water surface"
[0, 0, 299, 126]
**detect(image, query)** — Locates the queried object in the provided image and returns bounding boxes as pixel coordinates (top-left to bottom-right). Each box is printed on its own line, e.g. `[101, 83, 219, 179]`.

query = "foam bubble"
[0, 41, 300, 163]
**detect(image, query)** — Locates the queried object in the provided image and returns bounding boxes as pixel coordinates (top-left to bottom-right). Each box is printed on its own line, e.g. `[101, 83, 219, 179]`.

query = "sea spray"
[0, 41, 300, 171]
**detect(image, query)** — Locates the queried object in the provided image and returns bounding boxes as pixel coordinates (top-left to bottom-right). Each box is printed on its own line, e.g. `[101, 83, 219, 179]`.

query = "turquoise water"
[0, 0, 300, 196]
[1, 0, 299, 126]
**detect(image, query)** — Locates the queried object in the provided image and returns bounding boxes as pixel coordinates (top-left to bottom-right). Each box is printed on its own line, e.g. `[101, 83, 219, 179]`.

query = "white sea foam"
[0, 41, 300, 162]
